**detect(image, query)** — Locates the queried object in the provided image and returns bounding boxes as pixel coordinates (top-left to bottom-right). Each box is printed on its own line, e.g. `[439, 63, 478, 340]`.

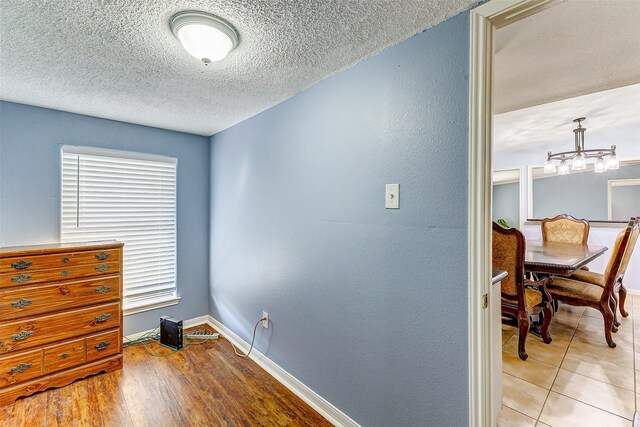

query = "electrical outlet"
[262, 311, 269, 329]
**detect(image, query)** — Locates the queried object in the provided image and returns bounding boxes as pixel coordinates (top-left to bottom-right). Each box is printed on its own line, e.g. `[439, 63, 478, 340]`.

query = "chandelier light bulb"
[544, 159, 556, 173]
[572, 153, 586, 170]
[594, 157, 606, 173]
[558, 161, 570, 175]
[607, 154, 619, 170]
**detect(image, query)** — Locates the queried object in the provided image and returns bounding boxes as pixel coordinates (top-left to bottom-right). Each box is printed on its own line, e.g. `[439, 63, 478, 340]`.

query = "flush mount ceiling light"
[543, 117, 619, 175]
[170, 11, 238, 65]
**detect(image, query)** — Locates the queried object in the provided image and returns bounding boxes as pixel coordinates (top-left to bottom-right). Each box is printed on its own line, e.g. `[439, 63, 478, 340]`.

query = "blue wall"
[493, 182, 520, 228]
[210, 13, 469, 427]
[0, 101, 210, 334]
[611, 184, 640, 220]
[533, 163, 640, 221]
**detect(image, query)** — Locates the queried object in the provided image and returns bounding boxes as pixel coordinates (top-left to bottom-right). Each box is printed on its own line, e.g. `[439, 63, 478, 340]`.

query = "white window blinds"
[61, 146, 178, 311]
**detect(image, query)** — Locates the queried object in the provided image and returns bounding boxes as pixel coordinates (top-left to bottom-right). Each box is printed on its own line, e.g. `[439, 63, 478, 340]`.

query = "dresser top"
[0, 240, 124, 257]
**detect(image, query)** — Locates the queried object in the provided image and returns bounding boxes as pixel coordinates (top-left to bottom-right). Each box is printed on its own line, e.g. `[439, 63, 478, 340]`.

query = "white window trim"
[608, 178, 640, 220]
[60, 145, 180, 315]
[123, 294, 181, 316]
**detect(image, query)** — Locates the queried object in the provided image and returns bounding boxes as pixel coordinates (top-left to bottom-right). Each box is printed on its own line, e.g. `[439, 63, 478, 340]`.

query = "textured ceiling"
[493, 0, 640, 155]
[0, 0, 476, 136]
[494, 83, 640, 153]
[494, 0, 640, 114]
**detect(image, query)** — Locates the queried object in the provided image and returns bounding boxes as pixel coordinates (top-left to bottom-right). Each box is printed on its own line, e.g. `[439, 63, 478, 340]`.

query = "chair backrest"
[492, 222, 525, 306]
[618, 217, 639, 278]
[600, 219, 636, 300]
[541, 214, 590, 245]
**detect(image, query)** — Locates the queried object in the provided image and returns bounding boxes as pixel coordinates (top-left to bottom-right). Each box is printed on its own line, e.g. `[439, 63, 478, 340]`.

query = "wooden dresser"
[0, 241, 124, 405]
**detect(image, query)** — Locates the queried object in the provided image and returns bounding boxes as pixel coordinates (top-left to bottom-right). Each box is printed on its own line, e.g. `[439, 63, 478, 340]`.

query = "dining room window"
[60, 145, 179, 314]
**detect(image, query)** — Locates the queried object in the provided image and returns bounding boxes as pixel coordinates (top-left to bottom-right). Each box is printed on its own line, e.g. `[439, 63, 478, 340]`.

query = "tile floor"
[498, 295, 640, 427]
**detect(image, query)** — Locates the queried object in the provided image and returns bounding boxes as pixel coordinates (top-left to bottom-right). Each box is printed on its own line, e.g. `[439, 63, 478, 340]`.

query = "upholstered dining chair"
[493, 222, 554, 361]
[546, 219, 638, 348]
[569, 217, 639, 321]
[541, 214, 590, 245]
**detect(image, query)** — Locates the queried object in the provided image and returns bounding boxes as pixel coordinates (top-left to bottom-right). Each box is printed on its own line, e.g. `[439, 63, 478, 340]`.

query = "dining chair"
[493, 222, 554, 361]
[569, 217, 639, 320]
[546, 219, 637, 348]
[541, 214, 590, 245]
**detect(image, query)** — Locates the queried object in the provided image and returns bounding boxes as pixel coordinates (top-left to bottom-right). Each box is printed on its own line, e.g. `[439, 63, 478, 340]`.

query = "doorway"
[469, 1, 640, 425]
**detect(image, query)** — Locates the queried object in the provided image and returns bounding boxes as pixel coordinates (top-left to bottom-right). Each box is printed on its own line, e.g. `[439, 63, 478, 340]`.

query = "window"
[61, 146, 178, 314]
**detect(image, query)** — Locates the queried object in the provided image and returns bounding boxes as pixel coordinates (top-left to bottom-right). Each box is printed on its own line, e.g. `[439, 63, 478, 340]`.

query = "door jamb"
[467, 1, 562, 425]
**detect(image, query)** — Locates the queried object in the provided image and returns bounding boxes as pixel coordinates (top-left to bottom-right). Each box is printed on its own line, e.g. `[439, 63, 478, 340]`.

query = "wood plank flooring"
[0, 327, 332, 427]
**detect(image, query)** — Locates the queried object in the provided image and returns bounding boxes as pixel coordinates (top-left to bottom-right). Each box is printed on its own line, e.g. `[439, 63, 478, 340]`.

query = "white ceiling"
[494, 0, 640, 114]
[0, 0, 476, 136]
[494, 83, 640, 153]
[493, 0, 640, 155]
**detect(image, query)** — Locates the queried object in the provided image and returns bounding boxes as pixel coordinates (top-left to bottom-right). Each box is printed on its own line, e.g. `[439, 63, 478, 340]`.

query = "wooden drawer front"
[86, 329, 120, 362]
[0, 276, 121, 321]
[0, 261, 119, 288]
[0, 302, 120, 354]
[43, 338, 86, 374]
[0, 348, 43, 387]
[0, 248, 121, 274]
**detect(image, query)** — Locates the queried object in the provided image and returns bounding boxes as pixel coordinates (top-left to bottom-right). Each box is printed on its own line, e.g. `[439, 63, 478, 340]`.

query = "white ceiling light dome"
[170, 11, 239, 65]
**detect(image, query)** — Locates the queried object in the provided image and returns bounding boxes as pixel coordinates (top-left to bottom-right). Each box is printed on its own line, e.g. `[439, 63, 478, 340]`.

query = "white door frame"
[467, 1, 562, 425]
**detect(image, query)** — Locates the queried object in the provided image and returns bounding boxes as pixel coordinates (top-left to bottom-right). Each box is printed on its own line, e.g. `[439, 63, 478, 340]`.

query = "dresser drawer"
[86, 329, 120, 362]
[0, 348, 43, 387]
[43, 338, 86, 374]
[0, 248, 121, 274]
[0, 262, 119, 288]
[0, 275, 121, 321]
[0, 302, 120, 354]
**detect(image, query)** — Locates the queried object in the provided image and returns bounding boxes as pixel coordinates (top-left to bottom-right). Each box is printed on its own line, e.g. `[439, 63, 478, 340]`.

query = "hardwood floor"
[0, 327, 332, 427]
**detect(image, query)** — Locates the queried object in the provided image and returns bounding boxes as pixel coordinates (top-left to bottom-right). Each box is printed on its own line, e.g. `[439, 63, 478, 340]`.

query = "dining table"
[524, 240, 608, 337]
[525, 240, 608, 276]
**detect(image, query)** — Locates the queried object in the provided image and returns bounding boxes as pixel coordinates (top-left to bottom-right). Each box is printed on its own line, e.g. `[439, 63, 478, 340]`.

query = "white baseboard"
[207, 315, 360, 427]
[123, 314, 210, 342]
[625, 288, 640, 296]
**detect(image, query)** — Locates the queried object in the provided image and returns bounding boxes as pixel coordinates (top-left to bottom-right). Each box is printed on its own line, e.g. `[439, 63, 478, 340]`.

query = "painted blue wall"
[611, 184, 640, 220]
[210, 13, 469, 427]
[532, 163, 640, 221]
[0, 101, 210, 334]
[493, 182, 520, 228]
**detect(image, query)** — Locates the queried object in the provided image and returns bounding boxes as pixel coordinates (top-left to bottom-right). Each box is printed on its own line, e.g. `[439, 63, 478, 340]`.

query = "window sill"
[123, 295, 181, 316]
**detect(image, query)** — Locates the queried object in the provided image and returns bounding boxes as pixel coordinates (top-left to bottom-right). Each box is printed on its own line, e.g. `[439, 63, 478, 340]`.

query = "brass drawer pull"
[95, 313, 111, 323]
[61, 257, 70, 263]
[95, 265, 111, 272]
[11, 260, 32, 270]
[12, 331, 32, 341]
[60, 353, 69, 360]
[11, 298, 33, 309]
[10, 274, 32, 284]
[10, 362, 33, 373]
[60, 270, 70, 277]
[94, 341, 111, 351]
[95, 252, 111, 261]
[95, 286, 112, 294]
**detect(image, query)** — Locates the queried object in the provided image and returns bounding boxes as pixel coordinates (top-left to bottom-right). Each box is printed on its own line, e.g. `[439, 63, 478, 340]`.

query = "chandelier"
[544, 117, 618, 175]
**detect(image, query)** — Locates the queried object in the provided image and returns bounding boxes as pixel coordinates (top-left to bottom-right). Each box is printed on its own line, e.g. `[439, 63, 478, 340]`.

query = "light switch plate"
[385, 184, 399, 209]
